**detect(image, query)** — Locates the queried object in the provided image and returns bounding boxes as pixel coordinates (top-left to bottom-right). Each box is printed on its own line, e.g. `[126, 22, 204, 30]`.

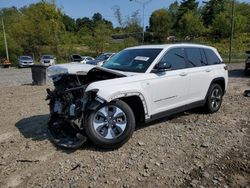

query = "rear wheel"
[85, 100, 135, 149]
[205, 83, 223, 113]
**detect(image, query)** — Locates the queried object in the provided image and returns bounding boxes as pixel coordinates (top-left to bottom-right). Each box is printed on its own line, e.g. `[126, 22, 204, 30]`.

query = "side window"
[200, 49, 208, 65]
[204, 49, 222, 65]
[158, 48, 186, 70]
[185, 47, 202, 67]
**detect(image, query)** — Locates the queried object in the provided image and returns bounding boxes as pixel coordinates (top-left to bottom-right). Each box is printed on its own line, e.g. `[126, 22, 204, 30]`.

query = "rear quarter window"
[204, 49, 222, 65]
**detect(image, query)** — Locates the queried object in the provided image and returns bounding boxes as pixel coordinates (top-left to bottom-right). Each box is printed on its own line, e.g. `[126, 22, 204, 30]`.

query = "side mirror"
[152, 63, 172, 73]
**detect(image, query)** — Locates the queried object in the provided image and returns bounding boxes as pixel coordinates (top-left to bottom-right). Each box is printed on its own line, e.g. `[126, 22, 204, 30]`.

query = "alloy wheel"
[93, 105, 127, 139]
[210, 87, 222, 110]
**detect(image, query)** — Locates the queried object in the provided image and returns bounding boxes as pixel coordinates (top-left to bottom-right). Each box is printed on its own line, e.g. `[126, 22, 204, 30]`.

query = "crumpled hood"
[48, 63, 135, 77]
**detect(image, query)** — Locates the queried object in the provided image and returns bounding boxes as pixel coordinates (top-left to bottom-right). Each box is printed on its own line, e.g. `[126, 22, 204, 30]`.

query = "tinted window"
[204, 49, 221, 65]
[158, 48, 186, 70]
[43, 55, 54, 59]
[103, 48, 162, 73]
[185, 48, 202, 67]
[20, 56, 32, 60]
[200, 49, 208, 65]
[72, 55, 81, 58]
[96, 54, 112, 61]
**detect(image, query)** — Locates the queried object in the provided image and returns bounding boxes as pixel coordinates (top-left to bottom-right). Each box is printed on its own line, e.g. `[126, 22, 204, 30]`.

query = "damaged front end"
[46, 64, 125, 149]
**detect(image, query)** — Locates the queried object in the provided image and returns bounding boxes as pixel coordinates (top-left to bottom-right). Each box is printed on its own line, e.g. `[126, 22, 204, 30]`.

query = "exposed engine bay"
[46, 67, 125, 149]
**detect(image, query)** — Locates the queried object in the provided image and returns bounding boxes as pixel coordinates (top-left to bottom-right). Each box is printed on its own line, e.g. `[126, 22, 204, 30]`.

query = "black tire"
[85, 100, 135, 149]
[205, 83, 223, 113]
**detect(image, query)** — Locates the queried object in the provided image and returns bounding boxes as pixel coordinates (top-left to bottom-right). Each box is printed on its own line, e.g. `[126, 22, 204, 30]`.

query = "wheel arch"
[204, 77, 226, 104]
[118, 95, 146, 124]
[209, 77, 226, 95]
[86, 91, 149, 124]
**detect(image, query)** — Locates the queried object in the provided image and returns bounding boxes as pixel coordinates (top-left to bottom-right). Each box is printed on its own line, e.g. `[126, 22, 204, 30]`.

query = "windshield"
[102, 48, 162, 73]
[20, 56, 32, 60]
[42, 55, 54, 59]
[96, 54, 112, 61]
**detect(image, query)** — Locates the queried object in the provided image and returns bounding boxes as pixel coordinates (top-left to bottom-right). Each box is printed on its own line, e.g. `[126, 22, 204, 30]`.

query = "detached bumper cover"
[47, 117, 87, 149]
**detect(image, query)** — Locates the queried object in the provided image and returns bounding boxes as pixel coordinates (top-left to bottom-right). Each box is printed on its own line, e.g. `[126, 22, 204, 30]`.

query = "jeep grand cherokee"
[47, 44, 228, 149]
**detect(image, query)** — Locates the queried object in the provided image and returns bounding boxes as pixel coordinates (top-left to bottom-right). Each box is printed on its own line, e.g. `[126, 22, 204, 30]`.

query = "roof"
[127, 43, 216, 50]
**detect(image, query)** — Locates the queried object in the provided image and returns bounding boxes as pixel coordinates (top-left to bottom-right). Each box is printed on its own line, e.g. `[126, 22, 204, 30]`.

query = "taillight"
[224, 65, 228, 70]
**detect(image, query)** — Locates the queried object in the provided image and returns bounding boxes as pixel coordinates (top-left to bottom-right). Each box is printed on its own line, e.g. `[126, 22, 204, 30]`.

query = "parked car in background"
[86, 53, 115, 66]
[70, 54, 94, 64]
[81, 56, 95, 64]
[245, 51, 250, 74]
[40, 55, 56, 66]
[18, 56, 34, 68]
[47, 44, 228, 149]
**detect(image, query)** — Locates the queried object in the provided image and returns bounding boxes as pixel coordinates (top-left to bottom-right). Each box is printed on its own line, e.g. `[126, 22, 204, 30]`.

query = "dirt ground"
[0, 63, 249, 188]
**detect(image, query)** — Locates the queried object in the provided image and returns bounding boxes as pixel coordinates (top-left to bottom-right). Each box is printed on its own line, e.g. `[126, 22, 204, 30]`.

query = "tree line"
[0, 0, 249, 64]
[149, 0, 250, 42]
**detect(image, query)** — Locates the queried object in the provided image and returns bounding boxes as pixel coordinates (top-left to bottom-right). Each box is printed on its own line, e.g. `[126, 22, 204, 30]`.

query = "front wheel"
[85, 100, 135, 149]
[205, 83, 223, 113]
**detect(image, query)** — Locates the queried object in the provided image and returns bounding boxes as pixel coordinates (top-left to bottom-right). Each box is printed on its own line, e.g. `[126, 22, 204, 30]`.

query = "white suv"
[47, 44, 228, 149]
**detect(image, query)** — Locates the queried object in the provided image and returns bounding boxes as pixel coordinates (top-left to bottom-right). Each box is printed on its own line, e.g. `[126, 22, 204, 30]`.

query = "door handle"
[179, 72, 187, 76]
[205, 69, 211, 72]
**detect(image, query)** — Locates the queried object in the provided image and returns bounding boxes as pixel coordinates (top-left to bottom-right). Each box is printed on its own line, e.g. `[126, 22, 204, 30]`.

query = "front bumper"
[47, 116, 87, 149]
[19, 62, 34, 67]
[41, 61, 54, 66]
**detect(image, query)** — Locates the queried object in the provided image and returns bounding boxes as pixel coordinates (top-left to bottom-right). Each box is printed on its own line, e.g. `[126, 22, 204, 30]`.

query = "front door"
[148, 47, 190, 115]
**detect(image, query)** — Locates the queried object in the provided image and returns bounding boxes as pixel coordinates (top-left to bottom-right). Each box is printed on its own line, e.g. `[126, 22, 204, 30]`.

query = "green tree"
[169, 1, 179, 26]
[62, 14, 76, 32]
[0, 32, 23, 65]
[178, 10, 205, 37]
[124, 10, 142, 40]
[76, 17, 94, 33]
[87, 22, 112, 54]
[149, 9, 172, 42]
[178, 0, 198, 16]
[212, 11, 247, 38]
[92, 12, 103, 23]
[202, 0, 226, 27]
[0, 7, 23, 63]
[9, 2, 65, 55]
[175, 0, 199, 35]
[236, 2, 250, 32]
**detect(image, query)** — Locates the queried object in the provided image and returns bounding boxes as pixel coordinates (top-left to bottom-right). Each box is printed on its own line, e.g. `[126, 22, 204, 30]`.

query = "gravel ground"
[0, 67, 50, 87]
[0, 64, 249, 188]
[0, 68, 32, 86]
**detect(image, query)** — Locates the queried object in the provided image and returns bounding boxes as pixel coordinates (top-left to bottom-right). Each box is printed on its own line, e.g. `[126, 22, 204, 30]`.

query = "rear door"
[185, 47, 213, 102]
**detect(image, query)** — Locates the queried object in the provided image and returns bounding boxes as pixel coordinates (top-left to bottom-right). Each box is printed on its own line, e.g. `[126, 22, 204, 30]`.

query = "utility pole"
[129, 0, 152, 44]
[2, 17, 9, 61]
[229, 0, 235, 64]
